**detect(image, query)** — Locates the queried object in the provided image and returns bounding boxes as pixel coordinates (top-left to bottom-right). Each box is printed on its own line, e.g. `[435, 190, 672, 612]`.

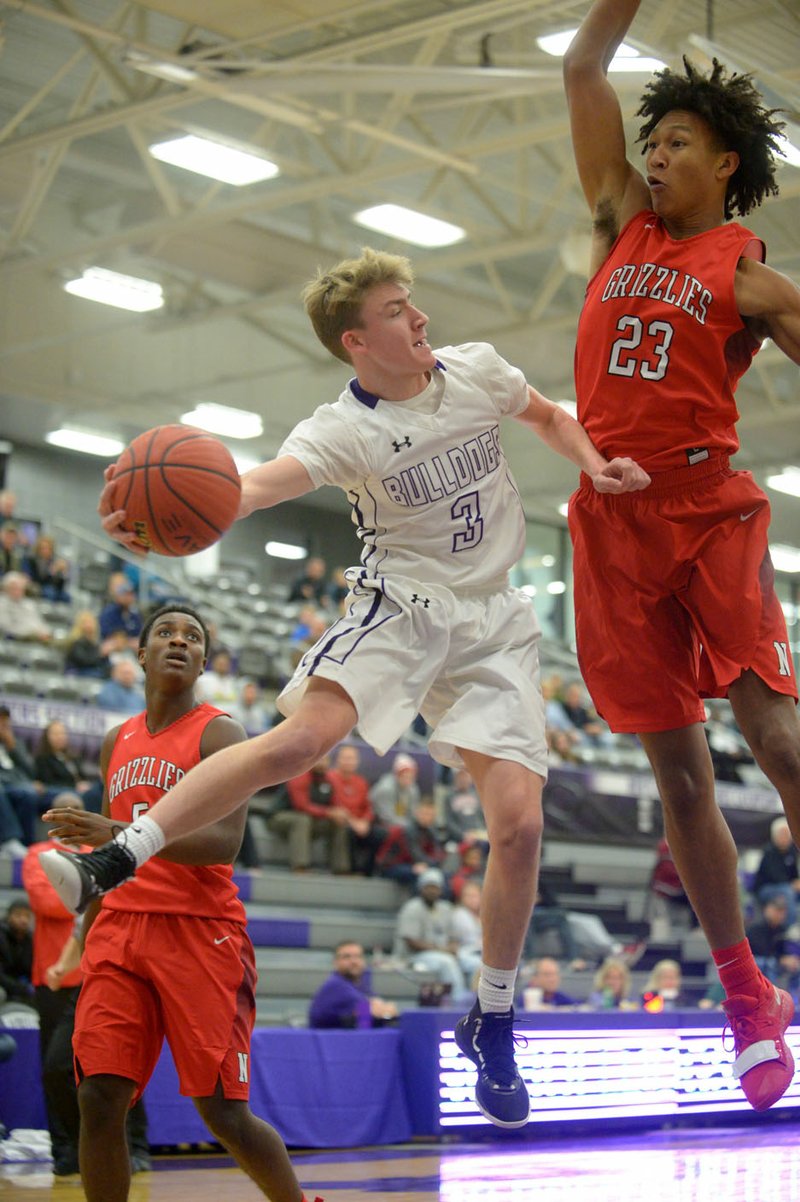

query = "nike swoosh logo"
[214, 935, 232, 945]
[740, 509, 759, 522]
[485, 981, 508, 989]
[123, 731, 135, 739]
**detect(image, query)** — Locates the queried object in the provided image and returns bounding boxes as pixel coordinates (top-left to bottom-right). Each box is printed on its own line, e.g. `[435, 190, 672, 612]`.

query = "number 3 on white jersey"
[608, 315, 674, 381]
[451, 490, 484, 552]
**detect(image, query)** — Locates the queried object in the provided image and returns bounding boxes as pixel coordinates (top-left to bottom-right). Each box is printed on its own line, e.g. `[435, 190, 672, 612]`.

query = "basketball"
[108, 425, 242, 556]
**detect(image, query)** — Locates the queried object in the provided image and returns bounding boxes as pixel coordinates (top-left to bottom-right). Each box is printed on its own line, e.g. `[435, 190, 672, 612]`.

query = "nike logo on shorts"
[214, 935, 232, 945]
[740, 509, 759, 522]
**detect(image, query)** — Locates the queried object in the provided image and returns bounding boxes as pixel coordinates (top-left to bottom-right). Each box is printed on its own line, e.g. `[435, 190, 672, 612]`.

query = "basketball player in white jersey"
[41, 247, 649, 1128]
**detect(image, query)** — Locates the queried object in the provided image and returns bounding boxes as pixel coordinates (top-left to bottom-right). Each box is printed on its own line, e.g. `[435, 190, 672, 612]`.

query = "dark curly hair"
[636, 57, 785, 219]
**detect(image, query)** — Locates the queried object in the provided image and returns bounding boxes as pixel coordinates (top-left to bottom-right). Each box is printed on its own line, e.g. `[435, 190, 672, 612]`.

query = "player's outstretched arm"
[238, 454, 315, 518]
[735, 258, 800, 366]
[515, 385, 650, 493]
[563, 0, 649, 264]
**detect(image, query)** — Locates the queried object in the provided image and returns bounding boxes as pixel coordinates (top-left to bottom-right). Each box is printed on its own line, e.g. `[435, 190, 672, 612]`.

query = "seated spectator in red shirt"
[376, 798, 448, 890]
[268, 755, 351, 873]
[308, 941, 398, 1029]
[328, 744, 381, 876]
[449, 841, 486, 901]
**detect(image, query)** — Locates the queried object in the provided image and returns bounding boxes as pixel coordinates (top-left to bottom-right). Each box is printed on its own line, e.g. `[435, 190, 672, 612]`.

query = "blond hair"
[593, 957, 631, 998]
[302, 246, 414, 364]
[644, 959, 681, 994]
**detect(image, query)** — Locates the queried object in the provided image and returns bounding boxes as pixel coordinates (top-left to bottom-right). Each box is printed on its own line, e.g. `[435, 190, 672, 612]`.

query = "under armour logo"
[411, 594, 430, 608]
[392, 436, 412, 452]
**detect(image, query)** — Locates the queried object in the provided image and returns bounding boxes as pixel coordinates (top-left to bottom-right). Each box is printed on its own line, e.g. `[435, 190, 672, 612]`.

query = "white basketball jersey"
[278, 343, 529, 591]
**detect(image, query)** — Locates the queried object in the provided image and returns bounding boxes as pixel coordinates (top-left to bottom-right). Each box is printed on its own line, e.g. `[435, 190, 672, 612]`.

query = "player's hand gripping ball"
[107, 425, 241, 556]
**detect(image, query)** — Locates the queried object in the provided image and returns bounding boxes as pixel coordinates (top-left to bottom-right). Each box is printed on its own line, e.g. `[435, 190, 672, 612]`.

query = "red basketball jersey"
[574, 211, 763, 473]
[103, 702, 245, 922]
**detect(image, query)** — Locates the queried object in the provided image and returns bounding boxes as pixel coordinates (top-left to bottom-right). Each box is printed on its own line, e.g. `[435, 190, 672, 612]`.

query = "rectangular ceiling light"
[354, 204, 465, 248]
[265, 540, 306, 560]
[767, 467, 800, 497]
[537, 29, 664, 71]
[181, 402, 263, 440]
[770, 544, 800, 573]
[63, 266, 163, 312]
[149, 134, 279, 186]
[46, 428, 125, 457]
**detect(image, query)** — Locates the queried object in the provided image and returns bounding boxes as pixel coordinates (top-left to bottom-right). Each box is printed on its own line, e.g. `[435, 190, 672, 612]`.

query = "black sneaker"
[454, 1001, 530, 1128]
[39, 842, 137, 914]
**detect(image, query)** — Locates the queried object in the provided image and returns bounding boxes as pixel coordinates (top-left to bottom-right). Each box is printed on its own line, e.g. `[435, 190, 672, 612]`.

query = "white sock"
[114, 815, 165, 866]
[478, 964, 517, 1013]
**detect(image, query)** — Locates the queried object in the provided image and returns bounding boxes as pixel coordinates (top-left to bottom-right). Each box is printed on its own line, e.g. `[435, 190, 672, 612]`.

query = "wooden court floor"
[2, 1124, 800, 1201]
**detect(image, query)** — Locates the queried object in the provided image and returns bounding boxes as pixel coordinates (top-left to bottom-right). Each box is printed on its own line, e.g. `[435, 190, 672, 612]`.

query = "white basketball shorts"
[277, 573, 547, 777]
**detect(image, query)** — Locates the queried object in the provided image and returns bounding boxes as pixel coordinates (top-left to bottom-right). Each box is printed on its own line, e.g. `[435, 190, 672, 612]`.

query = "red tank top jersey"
[102, 703, 245, 922]
[574, 211, 764, 472]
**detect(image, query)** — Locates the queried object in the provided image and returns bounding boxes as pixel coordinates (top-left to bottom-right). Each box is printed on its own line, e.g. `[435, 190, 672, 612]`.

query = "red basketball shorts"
[73, 910, 256, 1102]
[569, 457, 797, 733]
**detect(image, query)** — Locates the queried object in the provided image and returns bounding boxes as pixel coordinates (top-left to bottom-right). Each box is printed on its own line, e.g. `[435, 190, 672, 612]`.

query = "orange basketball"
[108, 425, 241, 557]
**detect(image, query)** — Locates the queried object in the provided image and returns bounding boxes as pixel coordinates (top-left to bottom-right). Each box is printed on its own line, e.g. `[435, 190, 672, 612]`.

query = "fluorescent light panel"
[771, 544, 800, 573]
[181, 403, 263, 440]
[63, 266, 163, 312]
[354, 204, 465, 248]
[265, 541, 306, 560]
[537, 29, 664, 71]
[149, 135, 279, 185]
[777, 134, 800, 168]
[767, 467, 800, 497]
[46, 428, 125, 457]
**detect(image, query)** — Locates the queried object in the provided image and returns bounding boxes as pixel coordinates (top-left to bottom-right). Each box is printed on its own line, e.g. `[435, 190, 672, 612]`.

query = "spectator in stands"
[558, 680, 610, 748]
[698, 980, 726, 1010]
[0, 899, 34, 1004]
[746, 895, 800, 999]
[704, 700, 754, 783]
[649, 837, 695, 940]
[376, 798, 448, 889]
[523, 878, 585, 970]
[0, 571, 52, 641]
[33, 721, 102, 814]
[288, 606, 330, 670]
[96, 659, 146, 715]
[542, 675, 582, 754]
[288, 555, 328, 606]
[589, 958, 637, 1010]
[641, 959, 692, 1011]
[63, 609, 110, 678]
[521, 956, 576, 1008]
[752, 817, 800, 926]
[22, 533, 71, 603]
[230, 680, 273, 736]
[22, 801, 150, 1176]
[197, 649, 240, 708]
[326, 566, 350, 612]
[308, 940, 398, 1029]
[369, 753, 421, 830]
[328, 743, 381, 876]
[0, 489, 21, 530]
[98, 572, 141, 653]
[548, 728, 582, 765]
[450, 841, 486, 901]
[441, 768, 488, 846]
[268, 755, 351, 873]
[0, 523, 24, 574]
[393, 868, 466, 1000]
[0, 704, 59, 843]
[0, 787, 29, 858]
[451, 879, 483, 988]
